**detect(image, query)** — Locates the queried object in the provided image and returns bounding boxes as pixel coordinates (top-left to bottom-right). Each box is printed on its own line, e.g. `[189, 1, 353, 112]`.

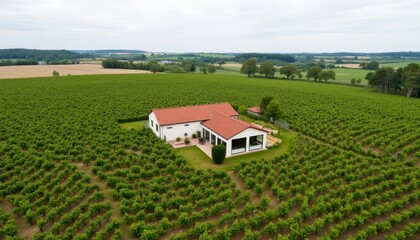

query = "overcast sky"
[1, 0, 419, 52]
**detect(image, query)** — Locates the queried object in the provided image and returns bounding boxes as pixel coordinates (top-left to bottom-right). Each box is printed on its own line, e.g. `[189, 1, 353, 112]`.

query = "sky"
[1, 0, 419, 53]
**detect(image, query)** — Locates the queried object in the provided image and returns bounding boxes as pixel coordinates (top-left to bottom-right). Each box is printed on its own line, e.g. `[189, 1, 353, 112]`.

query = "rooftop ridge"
[152, 102, 230, 112]
[213, 110, 252, 127]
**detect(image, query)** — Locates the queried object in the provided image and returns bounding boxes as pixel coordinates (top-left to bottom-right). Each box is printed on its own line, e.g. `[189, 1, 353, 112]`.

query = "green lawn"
[220, 64, 372, 85]
[119, 121, 146, 130]
[176, 130, 296, 172]
[379, 61, 420, 68]
[198, 53, 233, 58]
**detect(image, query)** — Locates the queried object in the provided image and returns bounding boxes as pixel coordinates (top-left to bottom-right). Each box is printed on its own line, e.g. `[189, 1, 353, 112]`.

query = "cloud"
[0, 0, 419, 52]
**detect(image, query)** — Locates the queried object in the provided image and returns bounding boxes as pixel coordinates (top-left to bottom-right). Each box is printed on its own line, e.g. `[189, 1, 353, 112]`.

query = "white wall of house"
[228, 128, 267, 156]
[202, 126, 266, 157]
[148, 112, 161, 138]
[161, 121, 202, 141]
[202, 126, 230, 156]
[148, 112, 202, 141]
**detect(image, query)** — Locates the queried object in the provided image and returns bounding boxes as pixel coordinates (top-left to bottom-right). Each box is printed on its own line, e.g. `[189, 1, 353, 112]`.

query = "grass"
[198, 53, 234, 58]
[119, 120, 146, 130]
[379, 61, 420, 68]
[331, 68, 371, 84]
[176, 130, 296, 172]
[220, 64, 372, 85]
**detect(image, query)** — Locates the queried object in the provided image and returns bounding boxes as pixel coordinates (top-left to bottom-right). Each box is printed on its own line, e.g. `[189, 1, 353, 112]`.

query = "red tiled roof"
[151, 102, 238, 125]
[248, 106, 261, 113]
[202, 111, 268, 139]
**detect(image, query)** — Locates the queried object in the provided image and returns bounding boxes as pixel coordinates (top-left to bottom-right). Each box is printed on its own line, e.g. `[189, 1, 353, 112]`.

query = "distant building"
[247, 106, 262, 116]
[38, 61, 47, 65]
[158, 61, 173, 65]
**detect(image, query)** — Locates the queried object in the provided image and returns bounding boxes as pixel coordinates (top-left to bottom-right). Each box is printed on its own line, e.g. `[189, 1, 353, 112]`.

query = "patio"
[169, 138, 213, 158]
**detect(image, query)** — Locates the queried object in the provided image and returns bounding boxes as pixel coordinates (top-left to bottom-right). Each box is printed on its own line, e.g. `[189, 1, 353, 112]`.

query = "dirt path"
[1, 198, 40, 239]
[228, 171, 260, 204]
[73, 163, 133, 240]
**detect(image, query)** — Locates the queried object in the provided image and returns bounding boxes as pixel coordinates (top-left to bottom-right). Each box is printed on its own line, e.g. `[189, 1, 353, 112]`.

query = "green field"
[330, 68, 371, 84]
[1, 73, 419, 239]
[120, 121, 146, 130]
[380, 61, 420, 68]
[197, 53, 233, 58]
[220, 64, 372, 84]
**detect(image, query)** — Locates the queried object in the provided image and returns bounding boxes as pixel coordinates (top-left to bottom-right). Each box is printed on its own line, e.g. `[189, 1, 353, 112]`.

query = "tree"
[279, 64, 298, 79]
[306, 66, 322, 81]
[258, 61, 275, 77]
[260, 96, 274, 114]
[367, 67, 395, 93]
[149, 64, 161, 73]
[361, 61, 379, 70]
[318, 70, 336, 82]
[240, 58, 258, 77]
[336, 59, 344, 64]
[264, 99, 282, 121]
[52, 70, 60, 77]
[217, 60, 226, 67]
[402, 63, 420, 97]
[181, 61, 196, 72]
[199, 66, 207, 74]
[212, 145, 226, 164]
[208, 65, 217, 74]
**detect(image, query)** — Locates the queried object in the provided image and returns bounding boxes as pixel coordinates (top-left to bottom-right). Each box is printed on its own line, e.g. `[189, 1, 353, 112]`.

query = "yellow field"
[0, 64, 150, 79]
[335, 63, 362, 69]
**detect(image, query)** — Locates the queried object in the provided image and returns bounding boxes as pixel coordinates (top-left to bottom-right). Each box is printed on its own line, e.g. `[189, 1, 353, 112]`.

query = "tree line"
[0, 59, 39, 66]
[240, 58, 336, 82]
[234, 53, 295, 63]
[366, 63, 420, 97]
[101, 59, 218, 74]
[101, 59, 165, 73]
[0, 49, 91, 61]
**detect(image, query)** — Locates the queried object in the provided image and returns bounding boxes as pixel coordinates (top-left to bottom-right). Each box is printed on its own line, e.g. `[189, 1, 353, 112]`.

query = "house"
[148, 103, 268, 156]
[247, 106, 262, 116]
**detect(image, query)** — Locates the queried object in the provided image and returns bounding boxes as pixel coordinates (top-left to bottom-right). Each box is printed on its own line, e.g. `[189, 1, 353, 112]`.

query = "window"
[155, 124, 159, 132]
[217, 138, 226, 146]
[203, 129, 210, 141]
[211, 134, 216, 145]
[185, 124, 189, 126]
[232, 138, 246, 154]
[151, 120, 154, 127]
[249, 135, 263, 151]
[167, 127, 172, 129]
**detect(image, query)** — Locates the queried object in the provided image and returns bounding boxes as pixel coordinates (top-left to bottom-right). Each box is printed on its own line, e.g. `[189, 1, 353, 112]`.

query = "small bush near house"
[211, 145, 226, 164]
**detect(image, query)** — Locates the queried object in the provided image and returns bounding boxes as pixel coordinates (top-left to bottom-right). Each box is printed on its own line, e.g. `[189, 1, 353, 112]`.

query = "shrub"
[184, 138, 190, 144]
[192, 133, 197, 139]
[176, 137, 181, 142]
[212, 145, 226, 164]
